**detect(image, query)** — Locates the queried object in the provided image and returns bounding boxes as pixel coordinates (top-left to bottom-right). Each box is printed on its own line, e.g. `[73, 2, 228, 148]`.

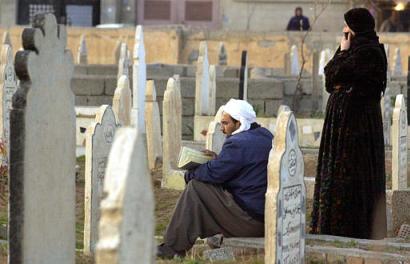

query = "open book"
[177, 147, 213, 170]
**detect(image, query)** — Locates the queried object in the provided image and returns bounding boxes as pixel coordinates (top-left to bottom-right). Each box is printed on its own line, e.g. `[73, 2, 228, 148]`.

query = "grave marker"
[393, 48, 402, 76]
[392, 94, 407, 190]
[209, 65, 216, 116]
[118, 42, 129, 79]
[265, 109, 306, 264]
[77, 34, 87, 64]
[0, 44, 17, 154]
[381, 87, 392, 146]
[131, 25, 147, 134]
[162, 76, 185, 189]
[9, 14, 76, 263]
[239, 50, 248, 100]
[96, 128, 155, 264]
[84, 105, 118, 254]
[195, 41, 210, 115]
[113, 75, 132, 126]
[145, 80, 162, 170]
[2, 31, 11, 47]
[206, 121, 225, 155]
[218, 42, 227, 66]
[290, 45, 300, 76]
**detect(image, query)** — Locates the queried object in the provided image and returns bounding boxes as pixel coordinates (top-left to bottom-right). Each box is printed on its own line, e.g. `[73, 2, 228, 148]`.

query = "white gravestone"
[265, 109, 306, 264]
[145, 80, 163, 170]
[77, 34, 87, 65]
[84, 105, 118, 254]
[195, 41, 210, 116]
[162, 76, 185, 190]
[114, 39, 122, 64]
[320, 49, 333, 113]
[131, 25, 147, 134]
[209, 64, 216, 116]
[290, 45, 300, 76]
[381, 87, 392, 146]
[118, 42, 129, 79]
[113, 75, 132, 126]
[0, 44, 17, 155]
[2, 31, 11, 47]
[392, 94, 407, 190]
[206, 121, 225, 155]
[96, 128, 155, 264]
[9, 14, 75, 264]
[392, 48, 402, 76]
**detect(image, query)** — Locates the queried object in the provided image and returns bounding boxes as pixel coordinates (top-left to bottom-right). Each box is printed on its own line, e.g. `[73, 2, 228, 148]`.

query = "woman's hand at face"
[340, 32, 351, 51]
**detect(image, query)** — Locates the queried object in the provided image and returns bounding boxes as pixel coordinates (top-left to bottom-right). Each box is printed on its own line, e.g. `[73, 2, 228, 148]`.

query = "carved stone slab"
[392, 94, 407, 190]
[117, 42, 129, 79]
[113, 75, 132, 126]
[84, 105, 118, 254]
[206, 121, 225, 155]
[96, 128, 155, 264]
[290, 45, 300, 76]
[9, 14, 75, 264]
[195, 41, 210, 115]
[77, 34, 87, 64]
[145, 80, 162, 170]
[265, 109, 306, 264]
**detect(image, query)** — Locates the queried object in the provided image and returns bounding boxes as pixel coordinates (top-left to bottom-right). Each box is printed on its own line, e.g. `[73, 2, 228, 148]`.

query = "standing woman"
[311, 8, 388, 239]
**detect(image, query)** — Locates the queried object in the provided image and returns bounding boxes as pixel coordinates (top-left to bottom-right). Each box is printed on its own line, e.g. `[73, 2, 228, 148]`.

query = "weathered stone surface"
[145, 80, 162, 170]
[10, 14, 75, 263]
[77, 34, 87, 65]
[96, 128, 155, 264]
[195, 41, 210, 115]
[2, 31, 11, 47]
[75, 95, 112, 106]
[265, 109, 306, 263]
[205, 121, 225, 155]
[0, 44, 17, 154]
[392, 189, 410, 236]
[209, 64, 216, 116]
[203, 247, 235, 261]
[248, 79, 283, 99]
[72, 75, 105, 96]
[392, 48, 402, 76]
[131, 25, 147, 134]
[290, 45, 300, 76]
[381, 87, 392, 146]
[239, 50, 248, 100]
[162, 76, 185, 189]
[392, 94, 407, 190]
[112, 75, 132, 126]
[218, 42, 227, 66]
[117, 42, 129, 79]
[84, 105, 118, 254]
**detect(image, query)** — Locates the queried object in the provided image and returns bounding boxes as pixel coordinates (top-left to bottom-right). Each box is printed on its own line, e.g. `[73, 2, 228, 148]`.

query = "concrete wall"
[0, 0, 16, 27]
[0, 26, 409, 73]
[220, 0, 350, 32]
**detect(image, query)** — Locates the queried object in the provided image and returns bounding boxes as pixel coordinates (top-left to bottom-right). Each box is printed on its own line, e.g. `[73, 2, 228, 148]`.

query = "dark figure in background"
[311, 8, 388, 239]
[287, 7, 310, 31]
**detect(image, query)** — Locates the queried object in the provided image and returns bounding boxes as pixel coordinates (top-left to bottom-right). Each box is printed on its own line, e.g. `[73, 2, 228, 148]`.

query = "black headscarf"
[343, 8, 388, 94]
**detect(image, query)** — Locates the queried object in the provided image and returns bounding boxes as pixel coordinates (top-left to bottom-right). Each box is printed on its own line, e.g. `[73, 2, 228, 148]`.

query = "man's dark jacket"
[287, 15, 310, 31]
[185, 125, 273, 222]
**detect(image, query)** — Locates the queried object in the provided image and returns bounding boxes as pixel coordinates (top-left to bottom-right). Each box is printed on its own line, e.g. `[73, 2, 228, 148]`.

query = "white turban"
[221, 99, 256, 135]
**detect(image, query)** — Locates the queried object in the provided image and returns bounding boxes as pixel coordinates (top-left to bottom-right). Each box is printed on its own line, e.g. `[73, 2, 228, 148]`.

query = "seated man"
[157, 99, 273, 258]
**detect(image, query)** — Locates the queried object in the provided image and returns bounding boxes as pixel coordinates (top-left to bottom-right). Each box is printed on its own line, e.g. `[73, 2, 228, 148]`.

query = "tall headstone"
[311, 51, 320, 112]
[265, 109, 306, 264]
[384, 44, 390, 76]
[9, 14, 75, 263]
[195, 41, 210, 115]
[77, 34, 87, 65]
[239, 50, 248, 100]
[0, 44, 17, 153]
[145, 80, 162, 170]
[209, 65, 216, 116]
[84, 105, 118, 254]
[205, 121, 225, 155]
[218, 42, 227, 66]
[114, 39, 122, 64]
[2, 31, 11, 47]
[381, 87, 392, 146]
[392, 94, 407, 190]
[290, 45, 300, 76]
[131, 25, 147, 134]
[393, 48, 402, 76]
[318, 49, 332, 76]
[96, 128, 155, 264]
[162, 76, 185, 189]
[113, 75, 132, 126]
[118, 42, 129, 79]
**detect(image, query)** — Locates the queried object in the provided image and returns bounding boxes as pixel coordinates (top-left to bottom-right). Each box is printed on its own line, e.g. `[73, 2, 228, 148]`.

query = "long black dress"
[311, 33, 388, 239]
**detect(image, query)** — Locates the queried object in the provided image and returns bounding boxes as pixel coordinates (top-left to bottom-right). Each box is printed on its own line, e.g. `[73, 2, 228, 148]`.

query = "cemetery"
[0, 8, 409, 264]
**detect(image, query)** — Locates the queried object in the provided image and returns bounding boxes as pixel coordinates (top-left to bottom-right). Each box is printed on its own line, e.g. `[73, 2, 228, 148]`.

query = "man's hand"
[202, 149, 217, 160]
[340, 32, 351, 51]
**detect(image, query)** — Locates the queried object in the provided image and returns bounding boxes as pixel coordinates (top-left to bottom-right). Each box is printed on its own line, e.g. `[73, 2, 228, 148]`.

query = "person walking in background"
[311, 8, 388, 239]
[286, 7, 310, 31]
